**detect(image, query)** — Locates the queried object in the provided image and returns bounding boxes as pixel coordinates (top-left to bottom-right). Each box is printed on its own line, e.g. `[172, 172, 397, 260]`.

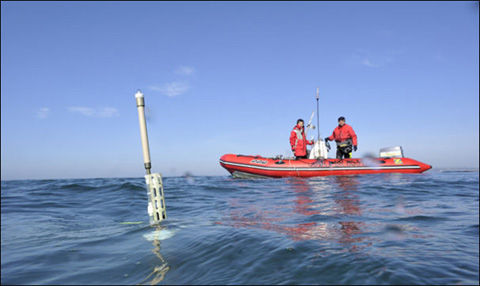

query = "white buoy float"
[135, 90, 167, 224]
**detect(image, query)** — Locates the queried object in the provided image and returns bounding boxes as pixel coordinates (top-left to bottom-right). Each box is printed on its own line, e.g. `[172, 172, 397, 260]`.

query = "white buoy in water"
[135, 90, 166, 224]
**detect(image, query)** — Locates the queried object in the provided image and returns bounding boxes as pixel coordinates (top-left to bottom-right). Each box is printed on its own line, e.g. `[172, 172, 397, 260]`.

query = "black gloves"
[324, 137, 329, 142]
[325, 140, 331, 150]
[354, 145, 357, 151]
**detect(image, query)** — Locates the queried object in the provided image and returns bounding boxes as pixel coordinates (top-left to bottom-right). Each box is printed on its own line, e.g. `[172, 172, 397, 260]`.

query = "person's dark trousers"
[336, 148, 351, 159]
[295, 155, 308, 160]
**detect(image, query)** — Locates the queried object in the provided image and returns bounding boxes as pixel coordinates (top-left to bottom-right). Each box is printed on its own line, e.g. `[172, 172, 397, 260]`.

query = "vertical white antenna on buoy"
[135, 90, 167, 224]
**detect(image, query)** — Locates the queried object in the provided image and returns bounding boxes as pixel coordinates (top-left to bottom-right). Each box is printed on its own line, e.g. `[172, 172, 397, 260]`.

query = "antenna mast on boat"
[135, 90, 167, 224]
[316, 87, 320, 141]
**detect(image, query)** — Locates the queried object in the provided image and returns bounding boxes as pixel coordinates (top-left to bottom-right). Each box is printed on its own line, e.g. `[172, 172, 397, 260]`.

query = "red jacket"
[290, 125, 313, 157]
[327, 124, 358, 146]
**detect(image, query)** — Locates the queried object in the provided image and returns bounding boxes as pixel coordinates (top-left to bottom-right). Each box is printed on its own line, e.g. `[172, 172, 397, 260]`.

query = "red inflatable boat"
[219, 154, 432, 178]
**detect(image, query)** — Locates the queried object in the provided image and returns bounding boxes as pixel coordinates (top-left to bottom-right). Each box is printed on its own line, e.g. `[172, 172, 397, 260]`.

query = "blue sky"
[1, 1, 478, 180]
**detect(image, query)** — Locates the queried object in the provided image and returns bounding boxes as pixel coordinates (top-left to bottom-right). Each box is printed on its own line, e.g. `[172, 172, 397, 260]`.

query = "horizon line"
[1, 167, 479, 182]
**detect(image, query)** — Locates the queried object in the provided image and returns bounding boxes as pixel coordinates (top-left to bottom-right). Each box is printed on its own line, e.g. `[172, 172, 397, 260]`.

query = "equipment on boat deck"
[379, 146, 404, 158]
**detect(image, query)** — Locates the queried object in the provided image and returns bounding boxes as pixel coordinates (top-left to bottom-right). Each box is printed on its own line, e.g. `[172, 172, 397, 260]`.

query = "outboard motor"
[379, 146, 404, 158]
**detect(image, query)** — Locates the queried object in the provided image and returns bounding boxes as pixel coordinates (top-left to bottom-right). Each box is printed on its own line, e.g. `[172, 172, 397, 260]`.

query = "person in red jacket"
[325, 116, 358, 159]
[290, 119, 314, 159]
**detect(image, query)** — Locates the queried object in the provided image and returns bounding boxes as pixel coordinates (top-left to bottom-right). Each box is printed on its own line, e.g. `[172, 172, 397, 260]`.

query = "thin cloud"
[361, 58, 381, 68]
[68, 106, 95, 117]
[97, 107, 119, 118]
[360, 56, 394, 68]
[175, 66, 195, 76]
[37, 107, 50, 119]
[149, 81, 190, 97]
[68, 106, 119, 117]
[353, 49, 399, 68]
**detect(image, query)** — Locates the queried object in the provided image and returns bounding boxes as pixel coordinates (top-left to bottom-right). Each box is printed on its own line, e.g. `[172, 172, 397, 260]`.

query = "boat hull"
[219, 154, 432, 178]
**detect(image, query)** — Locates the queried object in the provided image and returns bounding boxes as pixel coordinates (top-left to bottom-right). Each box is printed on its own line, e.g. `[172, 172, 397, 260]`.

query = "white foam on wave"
[143, 229, 175, 241]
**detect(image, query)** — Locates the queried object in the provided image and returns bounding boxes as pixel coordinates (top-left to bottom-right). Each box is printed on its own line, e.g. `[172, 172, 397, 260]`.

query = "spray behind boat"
[135, 90, 167, 224]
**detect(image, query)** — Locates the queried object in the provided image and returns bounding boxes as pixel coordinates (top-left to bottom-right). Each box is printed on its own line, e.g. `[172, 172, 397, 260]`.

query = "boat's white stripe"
[219, 160, 421, 171]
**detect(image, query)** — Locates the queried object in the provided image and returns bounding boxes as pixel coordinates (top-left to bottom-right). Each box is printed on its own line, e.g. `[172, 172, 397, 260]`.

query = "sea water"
[1, 169, 478, 284]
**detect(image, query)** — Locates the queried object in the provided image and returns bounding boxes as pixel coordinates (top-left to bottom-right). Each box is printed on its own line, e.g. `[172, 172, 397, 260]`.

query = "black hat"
[338, 116, 345, 122]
